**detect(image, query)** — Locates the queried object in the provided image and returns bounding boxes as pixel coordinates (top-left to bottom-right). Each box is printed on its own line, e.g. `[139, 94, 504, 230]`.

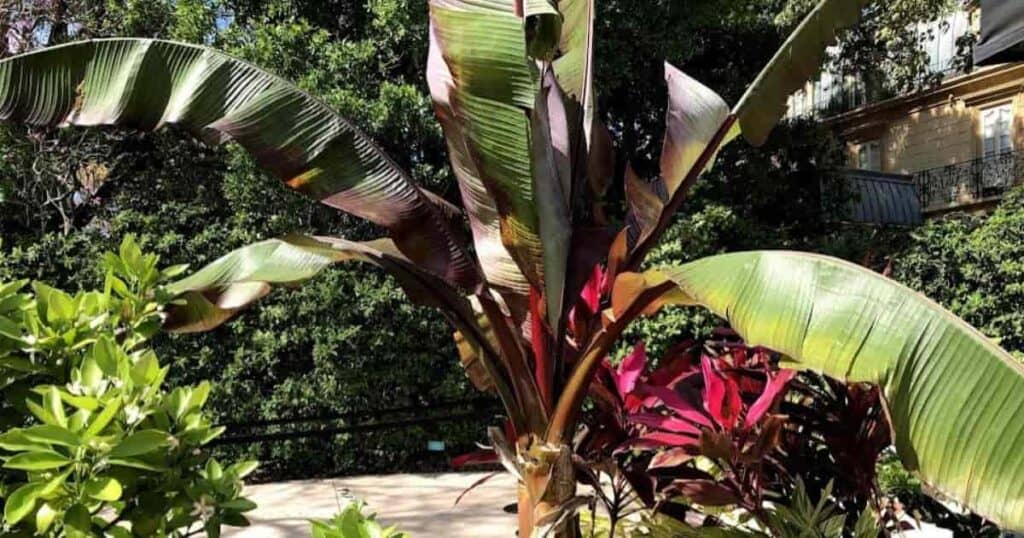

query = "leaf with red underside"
[569, 263, 604, 339]
[454, 471, 502, 506]
[530, 287, 553, 409]
[701, 357, 742, 431]
[673, 479, 739, 507]
[629, 413, 701, 436]
[452, 449, 499, 469]
[648, 448, 693, 470]
[745, 369, 796, 428]
[638, 385, 713, 429]
[647, 340, 698, 387]
[634, 431, 700, 449]
[615, 342, 647, 398]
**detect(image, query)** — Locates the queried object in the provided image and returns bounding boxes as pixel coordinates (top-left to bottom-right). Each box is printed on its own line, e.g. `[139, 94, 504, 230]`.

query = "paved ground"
[224, 473, 959, 537]
[224, 472, 518, 537]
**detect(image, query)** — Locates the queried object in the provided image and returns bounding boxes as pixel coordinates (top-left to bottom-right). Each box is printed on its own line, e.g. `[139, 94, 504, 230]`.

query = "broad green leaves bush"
[0, 237, 256, 537]
[310, 501, 409, 538]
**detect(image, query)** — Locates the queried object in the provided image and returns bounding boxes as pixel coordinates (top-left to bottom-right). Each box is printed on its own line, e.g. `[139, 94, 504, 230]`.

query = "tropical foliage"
[310, 501, 409, 538]
[1, 1, 1021, 537]
[0, 237, 256, 536]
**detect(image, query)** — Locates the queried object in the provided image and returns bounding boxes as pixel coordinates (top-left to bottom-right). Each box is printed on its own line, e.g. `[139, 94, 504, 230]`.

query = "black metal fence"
[213, 398, 503, 447]
[915, 151, 1024, 209]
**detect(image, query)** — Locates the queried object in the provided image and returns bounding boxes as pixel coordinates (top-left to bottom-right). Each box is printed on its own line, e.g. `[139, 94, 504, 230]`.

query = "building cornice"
[826, 64, 1024, 138]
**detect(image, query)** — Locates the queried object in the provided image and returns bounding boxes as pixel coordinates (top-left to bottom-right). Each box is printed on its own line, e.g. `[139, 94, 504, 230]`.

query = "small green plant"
[310, 501, 409, 538]
[0, 237, 257, 537]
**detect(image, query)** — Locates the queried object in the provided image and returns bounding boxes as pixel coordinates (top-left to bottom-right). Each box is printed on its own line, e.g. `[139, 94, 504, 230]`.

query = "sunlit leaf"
[733, 0, 871, 146]
[0, 38, 476, 287]
[655, 251, 1024, 531]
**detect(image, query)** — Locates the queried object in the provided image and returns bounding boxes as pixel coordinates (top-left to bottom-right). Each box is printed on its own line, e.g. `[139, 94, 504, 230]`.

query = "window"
[982, 104, 1014, 157]
[920, 10, 971, 75]
[857, 140, 882, 172]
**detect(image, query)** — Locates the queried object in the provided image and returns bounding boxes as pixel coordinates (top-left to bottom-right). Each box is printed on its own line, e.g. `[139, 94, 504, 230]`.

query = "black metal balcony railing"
[914, 151, 1024, 209]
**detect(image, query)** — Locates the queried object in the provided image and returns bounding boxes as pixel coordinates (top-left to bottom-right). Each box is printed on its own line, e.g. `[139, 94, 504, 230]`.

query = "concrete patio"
[225, 472, 518, 537]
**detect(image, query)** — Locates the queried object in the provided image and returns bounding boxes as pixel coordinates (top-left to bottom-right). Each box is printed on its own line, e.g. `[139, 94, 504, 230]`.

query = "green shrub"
[896, 185, 1024, 356]
[0, 237, 256, 537]
[310, 501, 409, 538]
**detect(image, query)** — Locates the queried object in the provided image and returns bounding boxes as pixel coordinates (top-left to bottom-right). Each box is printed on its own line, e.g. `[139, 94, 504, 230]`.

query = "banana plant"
[6, 0, 1024, 536]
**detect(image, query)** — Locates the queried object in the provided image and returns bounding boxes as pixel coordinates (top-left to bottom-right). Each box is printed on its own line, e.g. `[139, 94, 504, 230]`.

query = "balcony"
[915, 151, 1024, 212]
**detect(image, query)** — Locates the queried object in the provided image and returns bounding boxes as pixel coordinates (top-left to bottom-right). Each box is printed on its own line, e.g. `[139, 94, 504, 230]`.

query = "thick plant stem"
[518, 484, 535, 536]
[518, 445, 580, 538]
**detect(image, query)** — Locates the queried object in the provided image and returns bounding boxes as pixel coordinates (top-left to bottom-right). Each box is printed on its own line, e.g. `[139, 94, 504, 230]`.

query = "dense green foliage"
[897, 186, 1024, 357]
[0, 238, 255, 537]
[1, 0, 485, 481]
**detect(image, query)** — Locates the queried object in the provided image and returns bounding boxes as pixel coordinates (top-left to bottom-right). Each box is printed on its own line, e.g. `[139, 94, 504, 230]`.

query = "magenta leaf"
[701, 357, 742, 431]
[648, 448, 693, 469]
[635, 431, 700, 448]
[616, 342, 647, 398]
[629, 412, 702, 436]
[452, 449, 498, 469]
[638, 385, 713, 428]
[744, 369, 796, 428]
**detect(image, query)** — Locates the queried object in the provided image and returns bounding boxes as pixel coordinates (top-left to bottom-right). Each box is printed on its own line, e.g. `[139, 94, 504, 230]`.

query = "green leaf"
[83, 399, 122, 440]
[25, 399, 56, 425]
[64, 504, 92, 535]
[92, 335, 121, 375]
[109, 429, 170, 458]
[426, 23, 529, 294]
[21, 424, 80, 448]
[0, 430, 50, 452]
[35, 502, 57, 533]
[205, 458, 223, 480]
[3, 451, 71, 471]
[219, 498, 258, 512]
[658, 251, 1024, 532]
[3, 483, 41, 525]
[107, 458, 167, 472]
[56, 392, 100, 412]
[130, 351, 161, 386]
[227, 460, 259, 479]
[0, 38, 476, 288]
[38, 470, 71, 496]
[186, 381, 211, 412]
[733, 0, 871, 146]
[78, 357, 104, 392]
[84, 477, 123, 501]
[32, 283, 75, 324]
[44, 386, 67, 428]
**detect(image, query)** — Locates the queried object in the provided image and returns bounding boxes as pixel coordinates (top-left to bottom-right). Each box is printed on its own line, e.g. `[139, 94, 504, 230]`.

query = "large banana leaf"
[163, 234, 530, 432]
[552, 0, 593, 105]
[166, 235, 464, 333]
[430, 0, 572, 333]
[733, 0, 870, 146]
[427, 23, 530, 294]
[429, 0, 545, 290]
[660, 64, 731, 197]
[653, 251, 1024, 531]
[0, 38, 476, 287]
[622, 64, 734, 264]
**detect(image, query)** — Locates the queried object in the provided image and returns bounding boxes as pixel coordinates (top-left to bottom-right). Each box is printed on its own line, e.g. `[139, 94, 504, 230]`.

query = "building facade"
[791, 4, 1024, 221]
